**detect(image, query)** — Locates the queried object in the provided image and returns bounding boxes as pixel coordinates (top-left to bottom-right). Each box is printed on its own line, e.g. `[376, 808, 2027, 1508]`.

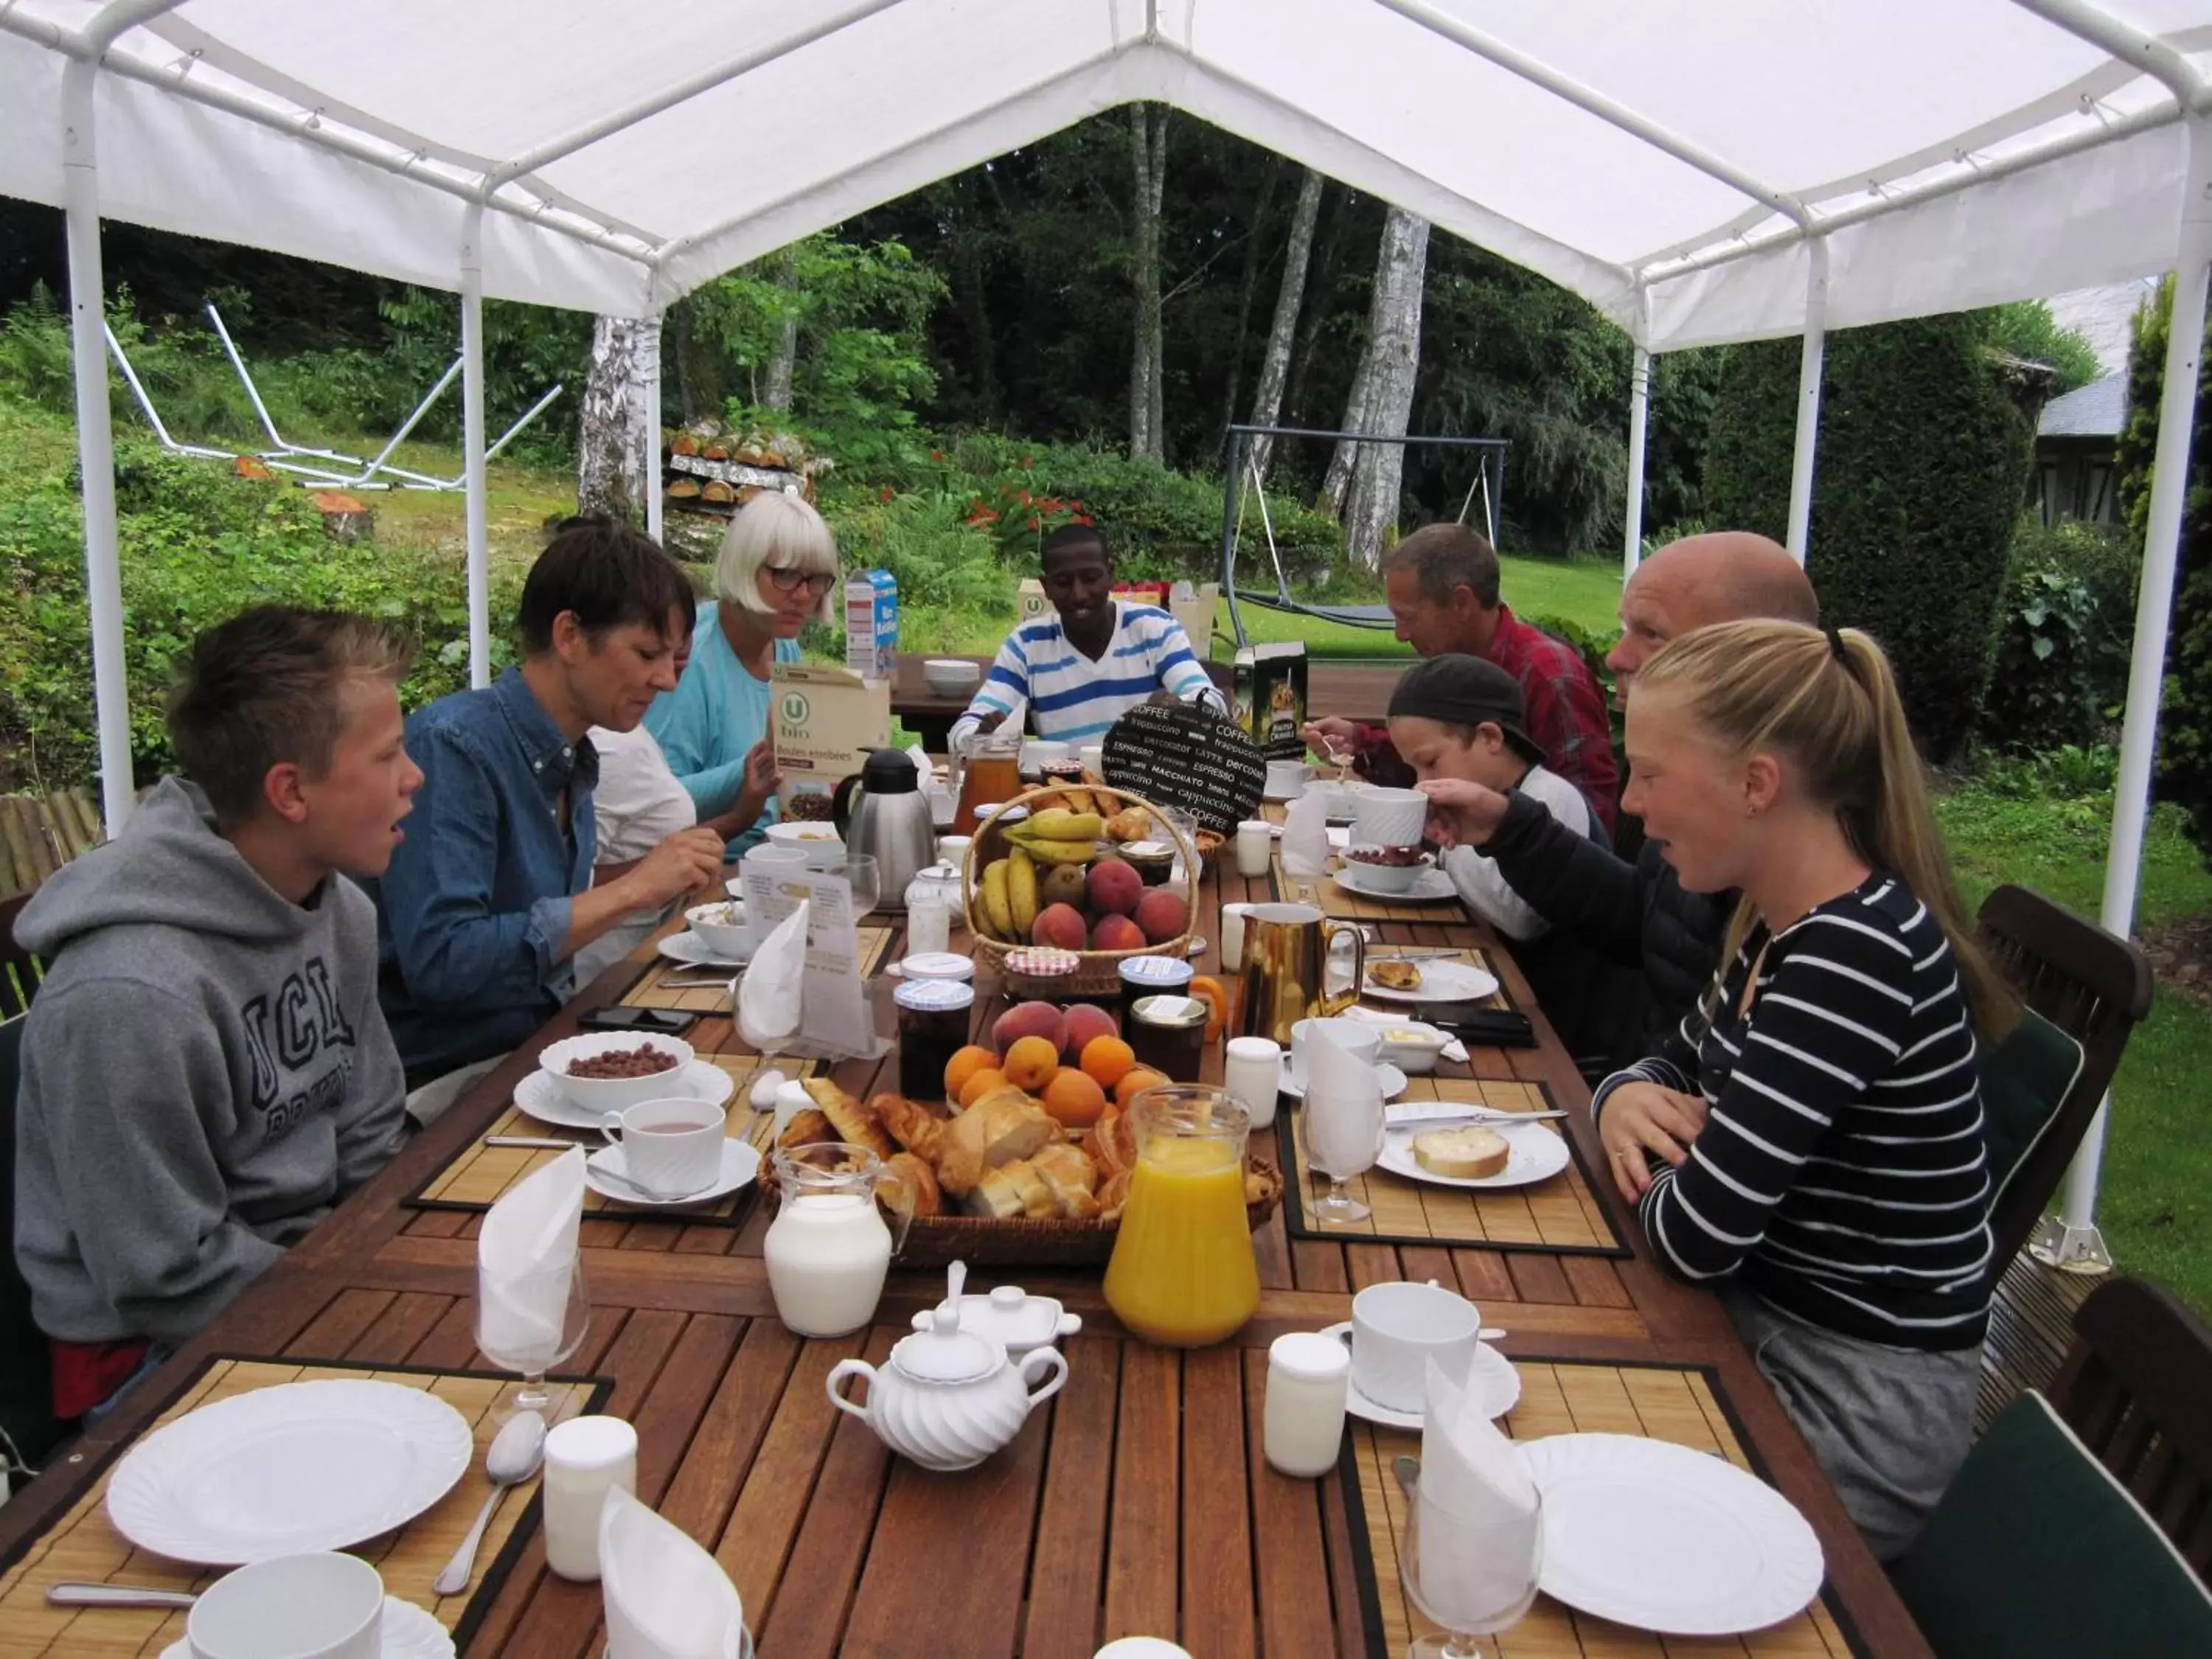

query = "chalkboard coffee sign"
[1099, 701, 1267, 834]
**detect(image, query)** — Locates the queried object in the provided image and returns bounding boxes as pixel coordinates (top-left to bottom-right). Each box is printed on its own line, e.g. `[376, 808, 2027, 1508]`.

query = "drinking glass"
[477, 1252, 590, 1423]
[1399, 1484, 1543, 1658]
[841, 854, 881, 919]
[1303, 1079, 1382, 1224]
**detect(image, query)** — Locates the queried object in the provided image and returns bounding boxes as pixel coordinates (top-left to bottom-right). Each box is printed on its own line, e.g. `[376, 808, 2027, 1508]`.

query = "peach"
[1085, 858, 1144, 917]
[1003, 1035, 1061, 1093]
[1060, 1002, 1119, 1060]
[1090, 914, 1146, 953]
[991, 1000, 1067, 1057]
[1032, 902, 1089, 950]
[1134, 887, 1189, 945]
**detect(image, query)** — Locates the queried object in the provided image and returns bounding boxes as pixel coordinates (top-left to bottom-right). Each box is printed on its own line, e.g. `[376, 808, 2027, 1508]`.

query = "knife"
[1383, 1109, 1571, 1128]
[485, 1135, 584, 1150]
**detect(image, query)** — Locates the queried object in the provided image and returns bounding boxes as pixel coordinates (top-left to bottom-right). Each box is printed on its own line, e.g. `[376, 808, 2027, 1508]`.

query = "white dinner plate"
[161, 1598, 455, 1659]
[1359, 959, 1500, 1004]
[107, 1380, 473, 1565]
[585, 1139, 761, 1208]
[1374, 1106, 1571, 1190]
[657, 931, 751, 970]
[1320, 1323, 1522, 1425]
[1520, 1433, 1825, 1635]
[1331, 862, 1458, 903]
[1280, 1059, 1408, 1102]
[513, 1059, 734, 1130]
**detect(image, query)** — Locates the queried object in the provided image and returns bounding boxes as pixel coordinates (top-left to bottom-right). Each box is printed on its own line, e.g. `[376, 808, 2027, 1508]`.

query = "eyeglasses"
[765, 566, 837, 597]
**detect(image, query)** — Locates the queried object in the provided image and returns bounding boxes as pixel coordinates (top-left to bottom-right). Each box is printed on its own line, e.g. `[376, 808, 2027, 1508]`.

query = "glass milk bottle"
[764, 1144, 914, 1338]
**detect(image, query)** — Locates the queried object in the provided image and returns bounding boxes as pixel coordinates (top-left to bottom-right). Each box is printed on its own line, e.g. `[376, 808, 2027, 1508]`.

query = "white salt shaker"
[1219, 902, 1253, 972]
[1222, 1035, 1282, 1130]
[1264, 1331, 1350, 1478]
[1094, 1641, 1192, 1658]
[1234, 818, 1272, 877]
[542, 1415, 638, 1581]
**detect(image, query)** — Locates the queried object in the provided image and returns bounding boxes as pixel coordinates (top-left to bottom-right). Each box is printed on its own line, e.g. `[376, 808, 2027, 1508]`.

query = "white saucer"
[585, 1138, 761, 1207]
[1359, 958, 1500, 1004]
[1375, 1107, 1573, 1190]
[1320, 1322, 1522, 1425]
[164, 1599, 453, 1659]
[514, 1060, 734, 1130]
[1280, 1059, 1409, 1102]
[658, 930, 751, 970]
[1332, 862, 1458, 902]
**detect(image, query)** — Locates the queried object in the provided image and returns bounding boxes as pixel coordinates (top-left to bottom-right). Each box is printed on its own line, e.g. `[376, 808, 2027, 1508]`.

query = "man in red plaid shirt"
[1304, 524, 1619, 835]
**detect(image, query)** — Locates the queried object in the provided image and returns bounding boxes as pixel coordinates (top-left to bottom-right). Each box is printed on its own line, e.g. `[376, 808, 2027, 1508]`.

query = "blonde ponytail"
[1639, 621, 2016, 1043]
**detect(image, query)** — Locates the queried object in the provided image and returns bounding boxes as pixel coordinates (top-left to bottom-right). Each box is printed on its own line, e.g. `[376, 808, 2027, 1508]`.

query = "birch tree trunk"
[1247, 167, 1324, 490]
[1128, 102, 1168, 464]
[1340, 208, 1431, 568]
[762, 249, 800, 413]
[577, 313, 648, 523]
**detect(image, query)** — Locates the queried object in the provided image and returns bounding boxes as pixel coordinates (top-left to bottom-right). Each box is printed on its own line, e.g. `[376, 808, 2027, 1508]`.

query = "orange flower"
[877, 485, 894, 502]
[1026, 515, 1041, 530]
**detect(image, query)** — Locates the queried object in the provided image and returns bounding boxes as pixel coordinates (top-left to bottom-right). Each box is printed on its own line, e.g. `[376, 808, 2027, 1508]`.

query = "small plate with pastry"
[1374, 1104, 1571, 1190]
[1360, 956, 1500, 1005]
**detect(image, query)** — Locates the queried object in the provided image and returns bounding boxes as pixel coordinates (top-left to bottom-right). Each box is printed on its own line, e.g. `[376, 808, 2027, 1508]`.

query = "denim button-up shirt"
[364, 667, 598, 1078]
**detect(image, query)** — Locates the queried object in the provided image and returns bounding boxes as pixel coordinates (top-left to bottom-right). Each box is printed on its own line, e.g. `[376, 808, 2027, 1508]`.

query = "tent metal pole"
[1623, 344, 1650, 578]
[461, 206, 492, 691]
[62, 60, 135, 837]
[639, 312, 665, 546]
[2035, 109, 2212, 1271]
[1784, 240, 1829, 563]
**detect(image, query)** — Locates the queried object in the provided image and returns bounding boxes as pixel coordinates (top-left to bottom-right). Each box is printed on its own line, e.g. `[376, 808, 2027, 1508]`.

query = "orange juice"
[1103, 1134, 1261, 1347]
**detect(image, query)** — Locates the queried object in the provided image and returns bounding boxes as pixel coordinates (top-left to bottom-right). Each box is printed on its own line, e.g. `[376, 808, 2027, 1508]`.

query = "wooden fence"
[0, 790, 102, 897]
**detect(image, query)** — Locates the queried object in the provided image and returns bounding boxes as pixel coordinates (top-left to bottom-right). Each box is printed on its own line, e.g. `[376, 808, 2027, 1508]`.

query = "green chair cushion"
[1891, 1391, 2212, 1658]
[1979, 1006, 2084, 1211]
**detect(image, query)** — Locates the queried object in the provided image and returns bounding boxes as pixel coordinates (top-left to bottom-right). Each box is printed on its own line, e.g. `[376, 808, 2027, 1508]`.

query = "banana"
[980, 858, 1015, 939]
[1022, 807, 1103, 841]
[1004, 830, 1099, 866]
[1007, 845, 1039, 936]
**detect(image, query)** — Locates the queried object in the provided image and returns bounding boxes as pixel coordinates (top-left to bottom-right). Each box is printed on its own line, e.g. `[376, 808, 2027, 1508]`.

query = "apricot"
[990, 999, 1067, 1057]
[1187, 975, 1227, 1043]
[942, 1044, 997, 1099]
[1002, 1034, 1061, 1093]
[1085, 858, 1144, 917]
[1090, 914, 1146, 953]
[1041, 1068, 1108, 1130]
[1080, 1034, 1137, 1089]
[1134, 887, 1189, 945]
[1032, 901, 1089, 950]
[957, 1068, 1009, 1109]
[1060, 1002, 1119, 1060]
[1115, 1066, 1171, 1109]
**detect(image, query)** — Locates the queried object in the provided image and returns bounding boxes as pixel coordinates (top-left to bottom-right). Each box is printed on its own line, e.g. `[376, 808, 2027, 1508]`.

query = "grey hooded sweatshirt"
[13, 778, 406, 1346]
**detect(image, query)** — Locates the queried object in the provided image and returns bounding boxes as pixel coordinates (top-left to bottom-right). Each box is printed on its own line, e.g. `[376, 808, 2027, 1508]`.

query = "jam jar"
[894, 978, 975, 1100]
[1119, 954, 1194, 1020]
[1127, 993, 1210, 1082]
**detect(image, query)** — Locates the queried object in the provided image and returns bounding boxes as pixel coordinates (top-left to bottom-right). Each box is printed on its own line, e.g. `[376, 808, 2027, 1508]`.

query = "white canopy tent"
[5, 0, 2210, 1260]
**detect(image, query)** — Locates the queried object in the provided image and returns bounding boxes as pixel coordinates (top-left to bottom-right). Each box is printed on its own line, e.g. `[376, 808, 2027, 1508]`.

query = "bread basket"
[899, 1159, 1283, 1267]
[961, 782, 1198, 998]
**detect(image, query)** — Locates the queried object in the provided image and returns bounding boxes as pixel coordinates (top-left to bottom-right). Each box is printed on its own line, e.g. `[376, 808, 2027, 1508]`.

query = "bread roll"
[1412, 1124, 1512, 1179]
[936, 1091, 1061, 1196]
[1033, 1142, 1101, 1218]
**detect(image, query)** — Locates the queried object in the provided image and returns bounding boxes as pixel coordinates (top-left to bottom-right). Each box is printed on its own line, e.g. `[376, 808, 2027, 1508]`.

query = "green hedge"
[1978, 515, 2139, 754]
[1705, 314, 2033, 762]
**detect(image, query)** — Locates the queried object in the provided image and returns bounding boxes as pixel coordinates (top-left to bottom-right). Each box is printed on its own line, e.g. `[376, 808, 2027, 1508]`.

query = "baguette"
[805, 1078, 897, 1161]
[964, 1159, 1054, 1220]
[935, 1090, 1061, 1196]
[1412, 1124, 1512, 1179]
[1033, 1142, 1101, 1219]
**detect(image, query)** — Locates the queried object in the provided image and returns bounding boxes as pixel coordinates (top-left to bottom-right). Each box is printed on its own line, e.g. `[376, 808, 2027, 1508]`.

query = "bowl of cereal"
[684, 900, 751, 959]
[765, 820, 846, 870]
[540, 1031, 697, 1113]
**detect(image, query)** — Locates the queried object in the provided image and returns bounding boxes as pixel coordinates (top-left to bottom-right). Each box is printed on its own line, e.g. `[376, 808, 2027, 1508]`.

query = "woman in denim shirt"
[645, 492, 835, 855]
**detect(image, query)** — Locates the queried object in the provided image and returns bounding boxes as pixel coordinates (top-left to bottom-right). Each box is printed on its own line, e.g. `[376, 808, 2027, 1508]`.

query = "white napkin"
[477, 1147, 585, 1369]
[600, 1485, 748, 1659]
[1417, 1357, 1540, 1627]
[737, 898, 808, 1048]
[1303, 1023, 1384, 1174]
[1281, 789, 1331, 877]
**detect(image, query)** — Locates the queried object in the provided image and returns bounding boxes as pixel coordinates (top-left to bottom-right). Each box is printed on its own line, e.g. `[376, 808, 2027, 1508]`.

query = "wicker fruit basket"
[961, 782, 1199, 998]
[898, 1159, 1283, 1267]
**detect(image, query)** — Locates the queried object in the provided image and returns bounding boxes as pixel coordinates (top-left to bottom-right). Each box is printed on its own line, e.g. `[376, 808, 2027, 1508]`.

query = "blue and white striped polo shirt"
[948, 601, 1226, 745]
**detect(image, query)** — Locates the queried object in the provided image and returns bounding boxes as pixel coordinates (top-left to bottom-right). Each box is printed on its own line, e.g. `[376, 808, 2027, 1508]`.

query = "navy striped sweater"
[1593, 873, 1993, 1350]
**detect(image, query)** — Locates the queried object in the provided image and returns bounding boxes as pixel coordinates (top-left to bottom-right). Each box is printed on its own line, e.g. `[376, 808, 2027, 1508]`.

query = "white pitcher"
[762, 1143, 913, 1338]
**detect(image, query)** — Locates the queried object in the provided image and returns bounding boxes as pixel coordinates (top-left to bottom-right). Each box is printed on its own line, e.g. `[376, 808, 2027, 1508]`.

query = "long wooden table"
[0, 853, 1935, 1658]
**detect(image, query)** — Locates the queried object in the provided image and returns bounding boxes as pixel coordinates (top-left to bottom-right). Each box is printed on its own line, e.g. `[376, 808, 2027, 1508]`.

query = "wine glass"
[1399, 1482, 1543, 1658]
[1304, 1080, 1383, 1224]
[840, 854, 881, 919]
[476, 1251, 589, 1423]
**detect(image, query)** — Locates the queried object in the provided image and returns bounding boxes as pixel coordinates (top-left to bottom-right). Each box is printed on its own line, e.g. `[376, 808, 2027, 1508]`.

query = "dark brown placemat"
[1280, 1078, 1629, 1257]
[0, 1354, 612, 1656]
[1340, 1357, 1862, 1657]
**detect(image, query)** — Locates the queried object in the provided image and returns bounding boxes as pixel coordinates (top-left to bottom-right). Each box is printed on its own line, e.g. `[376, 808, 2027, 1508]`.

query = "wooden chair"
[1972, 884, 2154, 1267]
[0, 890, 40, 1021]
[2049, 1276, 2212, 1584]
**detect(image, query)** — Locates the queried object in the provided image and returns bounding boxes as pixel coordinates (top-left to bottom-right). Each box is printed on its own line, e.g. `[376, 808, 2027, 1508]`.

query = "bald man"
[1419, 532, 1818, 1067]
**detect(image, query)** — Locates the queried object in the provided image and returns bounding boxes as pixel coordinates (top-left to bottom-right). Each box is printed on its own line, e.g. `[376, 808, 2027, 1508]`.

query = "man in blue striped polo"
[948, 524, 1228, 747]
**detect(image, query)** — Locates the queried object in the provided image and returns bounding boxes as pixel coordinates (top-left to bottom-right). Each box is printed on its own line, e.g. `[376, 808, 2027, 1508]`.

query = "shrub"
[1979, 515, 2139, 753]
[2115, 274, 2212, 860]
[1705, 313, 2034, 762]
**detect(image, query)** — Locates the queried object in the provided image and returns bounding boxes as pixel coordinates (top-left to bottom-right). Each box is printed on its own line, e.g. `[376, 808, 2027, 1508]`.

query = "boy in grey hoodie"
[13, 607, 420, 1419]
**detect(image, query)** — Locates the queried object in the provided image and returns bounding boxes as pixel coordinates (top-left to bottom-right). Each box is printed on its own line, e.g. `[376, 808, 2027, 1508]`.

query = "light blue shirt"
[643, 605, 800, 852]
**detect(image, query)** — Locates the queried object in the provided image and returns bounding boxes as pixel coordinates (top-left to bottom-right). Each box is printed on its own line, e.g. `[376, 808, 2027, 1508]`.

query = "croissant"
[1096, 1169, 1133, 1221]
[804, 1078, 897, 1161]
[777, 1108, 834, 1152]
[880, 1152, 942, 1219]
[1089, 1105, 1137, 1180]
[872, 1093, 945, 1161]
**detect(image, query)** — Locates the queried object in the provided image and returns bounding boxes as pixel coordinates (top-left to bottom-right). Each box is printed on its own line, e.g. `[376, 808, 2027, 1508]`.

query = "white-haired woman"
[644, 490, 835, 852]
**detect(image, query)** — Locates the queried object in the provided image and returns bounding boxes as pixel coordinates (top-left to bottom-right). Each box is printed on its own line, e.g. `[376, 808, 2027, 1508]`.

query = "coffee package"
[1232, 641, 1309, 761]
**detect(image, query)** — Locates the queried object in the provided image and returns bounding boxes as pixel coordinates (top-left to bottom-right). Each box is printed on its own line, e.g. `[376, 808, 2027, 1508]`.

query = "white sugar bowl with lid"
[828, 1262, 1069, 1471]
[908, 1265, 1082, 1359]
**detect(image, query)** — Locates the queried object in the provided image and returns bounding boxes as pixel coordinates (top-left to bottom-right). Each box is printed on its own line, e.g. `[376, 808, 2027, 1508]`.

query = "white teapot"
[826, 1262, 1068, 1471]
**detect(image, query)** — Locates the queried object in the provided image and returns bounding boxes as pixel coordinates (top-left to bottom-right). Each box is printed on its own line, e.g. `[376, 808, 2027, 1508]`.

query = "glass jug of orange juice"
[952, 724, 1023, 835]
[1103, 1085, 1261, 1347]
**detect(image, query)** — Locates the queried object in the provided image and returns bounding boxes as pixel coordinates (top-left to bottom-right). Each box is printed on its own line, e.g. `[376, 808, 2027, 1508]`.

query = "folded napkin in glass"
[602, 1484, 752, 1659]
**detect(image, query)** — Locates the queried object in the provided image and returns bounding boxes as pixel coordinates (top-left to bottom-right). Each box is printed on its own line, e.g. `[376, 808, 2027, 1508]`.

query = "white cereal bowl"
[1341, 844, 1435, 895]
[765, 820, 846, 869]
[540, 1031, 697, 1113]
[924, 658, 981, 696]
[684, 900, 751, 959]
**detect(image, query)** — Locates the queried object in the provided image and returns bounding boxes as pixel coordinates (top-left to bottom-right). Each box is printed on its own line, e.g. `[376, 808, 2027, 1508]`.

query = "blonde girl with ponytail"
[1591, 619, 2013, 1561]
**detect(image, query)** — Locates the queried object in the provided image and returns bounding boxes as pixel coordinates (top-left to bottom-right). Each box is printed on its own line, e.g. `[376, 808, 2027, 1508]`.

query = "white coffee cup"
[1352, 784, 1428, 848]
[1290, 1016, 1383, 1075]
[936, 834, 973, 869]
[602, 1097, 727, 1198]
[187, 1552, 384, 1659]
[1223, 1035, 1284, 1130]
[1349, 1280, 1484, 1412]
[1265, 758, 1310, 798]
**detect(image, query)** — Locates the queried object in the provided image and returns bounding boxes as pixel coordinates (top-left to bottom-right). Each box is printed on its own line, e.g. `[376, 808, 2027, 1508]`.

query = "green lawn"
[1213, 553, 1625, 658]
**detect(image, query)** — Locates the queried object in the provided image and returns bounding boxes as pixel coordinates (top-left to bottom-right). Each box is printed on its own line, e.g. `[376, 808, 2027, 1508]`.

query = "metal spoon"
[46, 1582, 198, 1609]
[433, 1409, 547, 1596]
[1394, 1454, 1422, 1500]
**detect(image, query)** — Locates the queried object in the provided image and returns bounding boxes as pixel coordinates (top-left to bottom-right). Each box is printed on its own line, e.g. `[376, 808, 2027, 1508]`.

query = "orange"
[1115, 1066, 1171, 1110]
[957, 1068, 1010, 1109]
[1040, 1068, 1108, 1130]
[1079, 1034, 1137, 1090]
[942, 1045, 998, 1100]
[1187, 975, 1227, 1044]
[1001, 1035, 1061, 1093]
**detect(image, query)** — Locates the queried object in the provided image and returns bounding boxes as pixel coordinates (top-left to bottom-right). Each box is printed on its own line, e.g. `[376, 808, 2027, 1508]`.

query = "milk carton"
[844, 570, 898, 679]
